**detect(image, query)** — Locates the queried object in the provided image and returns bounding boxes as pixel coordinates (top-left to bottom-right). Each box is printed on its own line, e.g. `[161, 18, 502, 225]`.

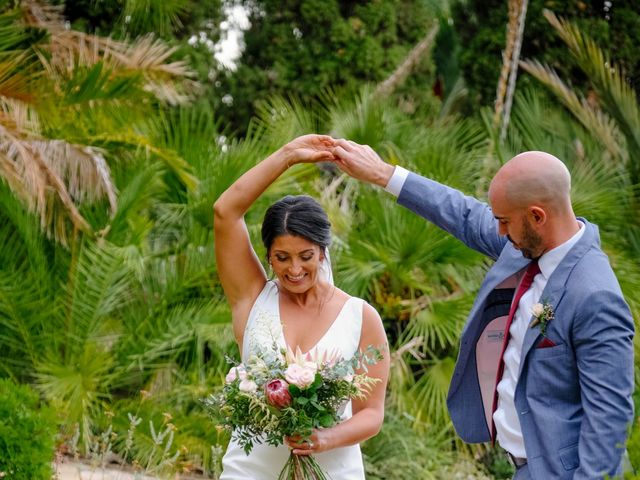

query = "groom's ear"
[529, 206, 547, 225]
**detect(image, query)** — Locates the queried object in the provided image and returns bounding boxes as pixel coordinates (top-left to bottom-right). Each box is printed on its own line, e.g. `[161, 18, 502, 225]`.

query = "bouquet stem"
[278, 452, 329, 480]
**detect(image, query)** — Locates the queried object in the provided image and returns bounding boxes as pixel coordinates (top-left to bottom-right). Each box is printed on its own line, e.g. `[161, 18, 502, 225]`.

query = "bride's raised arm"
[213, 134, 335, 341]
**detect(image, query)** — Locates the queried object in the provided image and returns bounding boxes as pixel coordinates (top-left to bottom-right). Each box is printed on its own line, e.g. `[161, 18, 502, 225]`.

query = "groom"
[331, 141, 635, 479]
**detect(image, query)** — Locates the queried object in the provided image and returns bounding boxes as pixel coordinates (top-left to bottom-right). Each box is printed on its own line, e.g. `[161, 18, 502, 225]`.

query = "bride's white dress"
[220, 281, 366, 479]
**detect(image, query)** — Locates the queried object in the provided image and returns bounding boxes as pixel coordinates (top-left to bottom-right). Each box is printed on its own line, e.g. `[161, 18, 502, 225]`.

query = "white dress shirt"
[385, 166, 585, 457]
[384, 166, 409, 197]
[494, 223, 584, 457]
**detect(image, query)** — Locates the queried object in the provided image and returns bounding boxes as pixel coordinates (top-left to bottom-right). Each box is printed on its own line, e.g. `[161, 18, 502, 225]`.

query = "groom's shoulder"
[572, 250, 619, 286]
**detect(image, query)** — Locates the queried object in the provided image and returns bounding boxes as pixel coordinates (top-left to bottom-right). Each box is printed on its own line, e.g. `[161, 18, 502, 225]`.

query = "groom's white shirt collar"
[538, 222, 585, 280]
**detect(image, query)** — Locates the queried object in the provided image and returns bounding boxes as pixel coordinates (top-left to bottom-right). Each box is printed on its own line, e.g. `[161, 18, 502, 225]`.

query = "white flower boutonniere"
[529, 302, 555, 337]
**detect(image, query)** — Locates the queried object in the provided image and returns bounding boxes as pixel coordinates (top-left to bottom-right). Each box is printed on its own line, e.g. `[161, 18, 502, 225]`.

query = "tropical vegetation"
[0, 0, 638, 478]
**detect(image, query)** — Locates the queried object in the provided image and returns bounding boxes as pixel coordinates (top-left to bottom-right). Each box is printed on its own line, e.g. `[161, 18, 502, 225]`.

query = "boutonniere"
[529, 302, 554, 336]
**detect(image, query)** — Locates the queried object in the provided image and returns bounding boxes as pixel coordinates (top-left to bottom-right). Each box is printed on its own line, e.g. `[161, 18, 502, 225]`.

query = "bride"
[213, 134, 390, 479]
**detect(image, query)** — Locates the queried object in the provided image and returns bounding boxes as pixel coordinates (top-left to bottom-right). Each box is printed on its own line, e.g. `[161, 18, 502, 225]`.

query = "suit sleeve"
[572, 288, 635, 479]
[397, 172, 507, 260]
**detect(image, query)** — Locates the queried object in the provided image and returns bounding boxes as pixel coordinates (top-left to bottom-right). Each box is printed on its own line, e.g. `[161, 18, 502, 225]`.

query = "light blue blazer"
[397, 173, 635, 479]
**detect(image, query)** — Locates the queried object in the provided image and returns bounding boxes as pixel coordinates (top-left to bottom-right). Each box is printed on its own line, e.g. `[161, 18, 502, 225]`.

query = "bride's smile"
[269, 234, 325, 293]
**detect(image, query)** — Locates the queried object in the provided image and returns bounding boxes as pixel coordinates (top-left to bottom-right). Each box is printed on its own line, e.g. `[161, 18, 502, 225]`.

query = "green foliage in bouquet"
[206, 344, 381, 454]
[0, 379, 57, 480]
[204, 344, 382, 479]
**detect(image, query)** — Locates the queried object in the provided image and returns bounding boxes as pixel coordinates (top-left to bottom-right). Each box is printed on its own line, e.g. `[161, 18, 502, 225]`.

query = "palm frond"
[19, 0, 65, 30]
[327, 86, 401, 153]
[114, 34, 191, 77]
[0, 181, 51, 273]
[519, 59, 624, 159]
[61, 241, 134, 359]
[0, 54, 38, 102]
[403, 291, 475, 353]
[0, 124, 98, 241]
[362, 411, 453, 480]
[505, 88, 633, 235]
[253, 95, 325, 149]
[25, 2, 194, 105]
[0, 97, 40, 133]
[337, 189, 483, 300]
[0, 6, 46, 53]
[538, 10, 640, 184]
[0, 270, 50, 376]
[122, 300, 232, 377]
[102, 161, 166, 246]
[407, 357, 456, 429]
[35, 341, 115, 451]
[87, 133, 198, 192]
[120, 0, 190, 37]
[398, 118, 487, 191]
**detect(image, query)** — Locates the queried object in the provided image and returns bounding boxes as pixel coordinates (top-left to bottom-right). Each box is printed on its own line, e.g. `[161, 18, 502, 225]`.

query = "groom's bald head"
[489, 151, 572, 213]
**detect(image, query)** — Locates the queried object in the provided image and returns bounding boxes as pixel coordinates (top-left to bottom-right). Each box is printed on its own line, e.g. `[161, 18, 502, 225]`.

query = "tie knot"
[522, 260, 540, 287]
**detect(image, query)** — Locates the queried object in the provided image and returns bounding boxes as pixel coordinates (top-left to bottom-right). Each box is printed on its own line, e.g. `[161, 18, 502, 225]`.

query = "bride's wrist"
[276, 144, 296, 169]
[318, 428, 339, 452]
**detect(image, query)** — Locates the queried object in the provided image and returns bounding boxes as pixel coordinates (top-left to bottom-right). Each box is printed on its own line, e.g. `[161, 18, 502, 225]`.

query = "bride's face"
[269, 234, 325, 293]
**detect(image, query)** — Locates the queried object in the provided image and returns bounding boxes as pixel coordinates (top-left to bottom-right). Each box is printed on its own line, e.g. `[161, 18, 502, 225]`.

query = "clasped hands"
[281, 134, 395, 188]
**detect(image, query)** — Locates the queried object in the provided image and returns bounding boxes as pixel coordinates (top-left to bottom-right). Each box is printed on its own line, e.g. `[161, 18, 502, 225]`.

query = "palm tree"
[520, 9, 640, 194]
[0, 0, 196, 245]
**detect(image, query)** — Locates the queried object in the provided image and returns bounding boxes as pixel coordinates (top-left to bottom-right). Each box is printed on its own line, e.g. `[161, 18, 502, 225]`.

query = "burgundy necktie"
[490, 260, 540, 442]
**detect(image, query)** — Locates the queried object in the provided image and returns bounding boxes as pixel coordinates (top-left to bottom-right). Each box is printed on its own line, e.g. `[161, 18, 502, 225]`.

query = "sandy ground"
[53, 458, 160, 480]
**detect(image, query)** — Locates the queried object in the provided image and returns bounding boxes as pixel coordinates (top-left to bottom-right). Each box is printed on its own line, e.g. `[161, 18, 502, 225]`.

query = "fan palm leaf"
[0, 1, 196, 244]
[524, 10, 640, 185]
[403, 291, 476, 353]
[519, 60, 624, 160]
[31, 241, 136, 445]
[407, 357, 456, 430]
[60, 241, 134, 358]
[253, 95, 325, 149]
[120, 0, 190, 37]
[0, 271, 49, 376]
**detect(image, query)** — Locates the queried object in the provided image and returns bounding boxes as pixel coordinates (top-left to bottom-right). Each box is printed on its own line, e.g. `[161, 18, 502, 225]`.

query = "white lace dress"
[220, 281, 366, 480]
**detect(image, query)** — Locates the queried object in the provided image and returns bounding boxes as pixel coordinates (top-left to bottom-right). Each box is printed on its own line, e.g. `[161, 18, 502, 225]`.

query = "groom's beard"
[508, 218, 543, 260]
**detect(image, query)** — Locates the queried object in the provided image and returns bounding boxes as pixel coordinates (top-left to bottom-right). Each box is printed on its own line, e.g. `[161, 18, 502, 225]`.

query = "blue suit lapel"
[519, 219, 597, 373]
[520, 286, 567, 370]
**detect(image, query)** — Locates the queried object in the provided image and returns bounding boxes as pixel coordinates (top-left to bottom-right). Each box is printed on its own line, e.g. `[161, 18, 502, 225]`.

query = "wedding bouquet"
[205, 343, 382, 479]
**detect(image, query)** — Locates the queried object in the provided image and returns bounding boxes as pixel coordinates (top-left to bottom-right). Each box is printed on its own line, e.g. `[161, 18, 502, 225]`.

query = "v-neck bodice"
[224, 281, 367, 480]
[242, 281, 364, 363]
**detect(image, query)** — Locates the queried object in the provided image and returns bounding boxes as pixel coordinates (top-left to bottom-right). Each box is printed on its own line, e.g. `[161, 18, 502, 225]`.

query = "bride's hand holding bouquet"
[207, 344, 382, 480]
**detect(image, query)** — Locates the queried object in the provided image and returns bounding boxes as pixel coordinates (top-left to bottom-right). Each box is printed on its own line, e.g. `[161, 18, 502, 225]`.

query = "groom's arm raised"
[332, 140, 506, 260]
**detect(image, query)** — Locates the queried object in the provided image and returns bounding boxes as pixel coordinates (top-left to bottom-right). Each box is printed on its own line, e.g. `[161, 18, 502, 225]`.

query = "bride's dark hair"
[261, 195, 331, 254]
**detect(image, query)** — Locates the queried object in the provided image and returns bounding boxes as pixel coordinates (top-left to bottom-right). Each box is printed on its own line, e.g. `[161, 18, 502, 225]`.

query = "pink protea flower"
[264, 379, 292, 408]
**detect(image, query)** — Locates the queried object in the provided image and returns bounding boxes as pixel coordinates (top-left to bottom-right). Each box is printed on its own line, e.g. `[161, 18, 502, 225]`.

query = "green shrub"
[0, 379, 57, 480]
[627, 416, 640, 478]
[362, 411, 454, 479]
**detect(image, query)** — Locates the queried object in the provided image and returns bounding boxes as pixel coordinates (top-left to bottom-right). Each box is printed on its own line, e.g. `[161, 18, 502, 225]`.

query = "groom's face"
[493, 210, 543, 259]
[490, 188, 544, 259]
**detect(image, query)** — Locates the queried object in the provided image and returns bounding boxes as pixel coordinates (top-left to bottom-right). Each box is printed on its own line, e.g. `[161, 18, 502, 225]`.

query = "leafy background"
[0, 0, 638, 478]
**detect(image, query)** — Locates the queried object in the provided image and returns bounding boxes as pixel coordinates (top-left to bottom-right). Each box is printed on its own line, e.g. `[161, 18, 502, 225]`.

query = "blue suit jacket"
[397, 173, 635, 479]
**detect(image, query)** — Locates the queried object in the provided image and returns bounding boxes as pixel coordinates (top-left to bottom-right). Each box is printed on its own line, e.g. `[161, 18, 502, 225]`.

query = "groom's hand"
[331, 139, 395, 187]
